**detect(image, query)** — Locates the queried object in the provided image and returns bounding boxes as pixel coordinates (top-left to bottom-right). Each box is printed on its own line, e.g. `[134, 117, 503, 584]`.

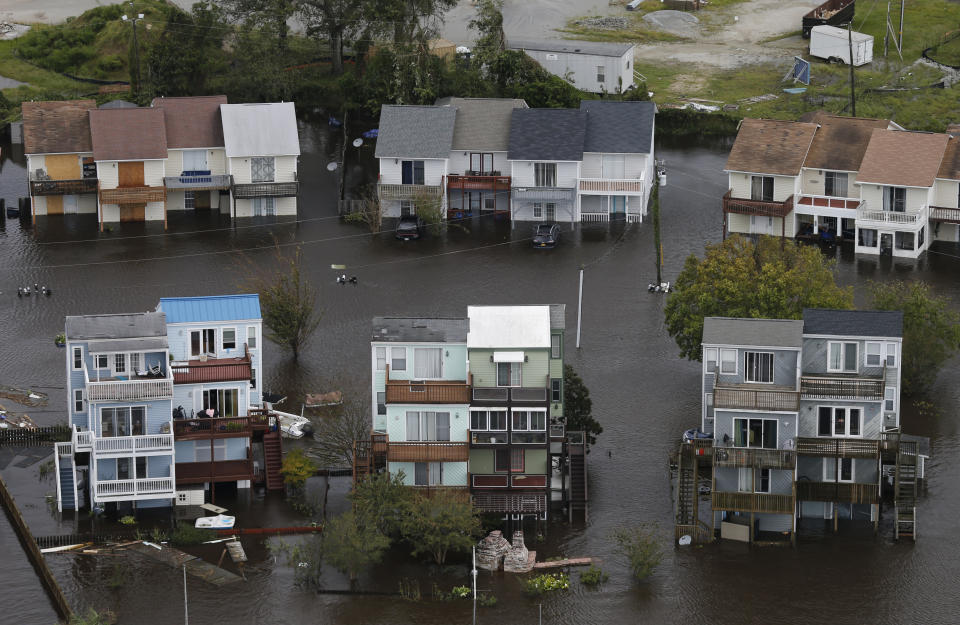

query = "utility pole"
[183, 564, 189, 625]
[847, 21, 856, 117]
[576, 266, 584, 349]
[122, 7, 144, 98]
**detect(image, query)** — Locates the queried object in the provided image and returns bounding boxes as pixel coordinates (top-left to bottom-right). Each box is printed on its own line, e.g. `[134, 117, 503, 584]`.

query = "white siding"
[934, 179, 959, 207]
[27, 154, 44, 173]
[519, 49, 634, 94]
[228, 155, 298, 184]
[167, 150, 183, 175]
[209, 149, 226, 175]
[378, 157, 447, 185]
[511, 160, 579, 187]
[144, 160, 165, 186]
[99, 162, 120, 189]
[447, 150, 509, 175]
[728, 172, 797, 202]
[233, 196, 296, 217]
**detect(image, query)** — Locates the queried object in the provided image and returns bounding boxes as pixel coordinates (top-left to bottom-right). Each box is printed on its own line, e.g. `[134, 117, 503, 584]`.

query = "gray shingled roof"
[580, 100, 655, 154]
[372, 317, 468, 343]
[374, 105, 456, 159]
[509, 39, 635, 58]
[549, 304, 566, 330]
[66, 312, 167, 341]
[702, 317, 803, 348]
[803, 309, 903, 338]
[436, 98, 528, 152]
[508, 109, 587, 162]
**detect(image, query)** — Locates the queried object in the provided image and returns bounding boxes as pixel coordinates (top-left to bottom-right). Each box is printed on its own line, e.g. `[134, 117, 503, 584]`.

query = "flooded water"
[1, 123, 959, 625]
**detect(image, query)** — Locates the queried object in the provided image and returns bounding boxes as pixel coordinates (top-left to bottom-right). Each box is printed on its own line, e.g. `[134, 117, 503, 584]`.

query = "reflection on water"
[1, 127, 959, 625]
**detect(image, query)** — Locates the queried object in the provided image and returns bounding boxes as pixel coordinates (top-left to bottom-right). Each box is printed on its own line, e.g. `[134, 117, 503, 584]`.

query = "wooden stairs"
[894, 439, 918, 541]
[263, 430, 284, 491]
[567, 434, 587, 522]
[58, 456, 76, 511]
[675, 443, 712, 544]
[352, 433, 388, 484]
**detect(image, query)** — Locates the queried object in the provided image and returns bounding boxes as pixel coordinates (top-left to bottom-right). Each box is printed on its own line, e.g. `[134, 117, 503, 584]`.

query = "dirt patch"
[643, 10, 700, 38]
[667, 73, 709, 95]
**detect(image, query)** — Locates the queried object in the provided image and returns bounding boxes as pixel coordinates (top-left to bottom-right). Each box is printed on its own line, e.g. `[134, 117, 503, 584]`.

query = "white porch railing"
[857, 205, 927, 226]
[74, 428, 93, 450]
[95, 477, 174, 499]
[96, 479, 136, 497]
[578, 178, 645, 193]
[94, 433, 173, 454]
[86, 378, 174, 402]
[581, 212, 609, 222]
[55, 441, 73, 457]
[136, 477, 174, 494]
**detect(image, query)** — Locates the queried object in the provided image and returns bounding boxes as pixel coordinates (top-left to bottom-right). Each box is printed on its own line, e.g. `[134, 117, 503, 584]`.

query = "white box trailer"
[809, 25, 873, 66]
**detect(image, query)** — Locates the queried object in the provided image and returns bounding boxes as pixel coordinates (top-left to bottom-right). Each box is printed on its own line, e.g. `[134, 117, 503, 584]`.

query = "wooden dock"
[532, 557, 594, 570]
[127, 542, 243, 586]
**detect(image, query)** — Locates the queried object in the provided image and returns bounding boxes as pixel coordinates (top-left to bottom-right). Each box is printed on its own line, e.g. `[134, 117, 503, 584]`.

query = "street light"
[121, 11, 145, 97]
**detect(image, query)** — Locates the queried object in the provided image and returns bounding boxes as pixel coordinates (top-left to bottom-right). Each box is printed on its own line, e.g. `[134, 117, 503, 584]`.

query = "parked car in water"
[532, 223, 561, 248]
[396, 215, 423, 240]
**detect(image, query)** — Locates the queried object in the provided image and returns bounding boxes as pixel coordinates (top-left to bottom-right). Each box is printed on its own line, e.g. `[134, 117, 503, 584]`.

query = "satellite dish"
[352, 138, 363, 147]
[326, 162, 338, 171]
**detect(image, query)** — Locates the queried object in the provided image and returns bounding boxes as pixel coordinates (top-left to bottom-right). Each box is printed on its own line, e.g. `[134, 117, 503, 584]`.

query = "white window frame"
[113, 353, 127, 376]
[74, 389, 84, 413]
[824, 457, 855, 483]
[375, 346, 386, 371]
[247, 326, 257, 349]
[755, 468, 771, 493]
[253, 196, 276, 217]
[733, 417, 779, 449]
[596, 65, 605, 82]
[816, 406, 862, 438]
[95, 354, 109, 370]
[184, 190, 195, 210]
[551, 334, 562, 359]
[534, 163, 556, 187]
[827, 341, 858, 373]
[129, 353, 142, 374]
[413, 347, 443, 380]
[884, 386, 896, 413]
[191, 329, 217, 358]
[511, 408, 547, 431]
[743, 351, 774, 384]
[865, 342, 883, 367]
[251, 156, 275, 183]
[532, 202, 543, 219]
[390, 347, 406, 372]
[719, 348, 737, 375]
[196, 438, 228, 462]
[414, 461, 442, 486]
[496, 362, 522, 387]
[222, 327, 237, 351]
[72, 346, 84, 371]
[886, 343, 897, 368]
[704, 348, 718, 372]
[470, 408, 507, 431]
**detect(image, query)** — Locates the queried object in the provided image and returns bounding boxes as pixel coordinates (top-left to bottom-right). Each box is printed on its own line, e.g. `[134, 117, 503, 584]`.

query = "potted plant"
[54, 333, 66, 348]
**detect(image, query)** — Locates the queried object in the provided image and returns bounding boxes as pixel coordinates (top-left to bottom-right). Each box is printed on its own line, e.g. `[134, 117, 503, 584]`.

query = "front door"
[610, 196, 625, 214]
[880, 233, 893, 255]
[120, 204, 146, 222]
[118, 161, 145, 187]
[194, 191, 211, 210]
[46, 195, 63, 215]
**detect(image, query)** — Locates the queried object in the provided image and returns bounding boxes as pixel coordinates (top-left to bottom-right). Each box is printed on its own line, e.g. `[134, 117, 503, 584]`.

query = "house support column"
[722, 209, 727, 240]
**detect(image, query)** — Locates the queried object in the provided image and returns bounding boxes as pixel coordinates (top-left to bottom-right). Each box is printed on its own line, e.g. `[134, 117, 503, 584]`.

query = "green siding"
[524, 449, 548, 474]
[470, 449, 494, 474]
[468, 348, 550, 387]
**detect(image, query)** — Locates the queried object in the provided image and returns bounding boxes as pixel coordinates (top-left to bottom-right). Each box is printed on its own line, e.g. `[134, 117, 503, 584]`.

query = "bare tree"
[310, 392, 370, 469]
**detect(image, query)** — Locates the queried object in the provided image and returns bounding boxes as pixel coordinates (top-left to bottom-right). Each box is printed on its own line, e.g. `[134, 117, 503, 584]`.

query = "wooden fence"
[0, 425, 71, 447]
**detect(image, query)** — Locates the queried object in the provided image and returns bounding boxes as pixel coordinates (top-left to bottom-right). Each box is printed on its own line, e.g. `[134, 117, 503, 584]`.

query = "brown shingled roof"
[22, 100, 97, 155]
[151, 95, 227, 149]
[857, 129, 950, 188]
[802, 115, 891, 172]
[724, 119, 818, 176]
[89, 108, 168, 161]
[937, 136, 960, 181]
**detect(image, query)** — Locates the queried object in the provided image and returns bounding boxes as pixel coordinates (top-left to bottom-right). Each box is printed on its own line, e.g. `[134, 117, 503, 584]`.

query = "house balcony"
[29, 178, 98, 196]
[578, 177, 645, 194]
[722, 190, 794, 218]
[94, 477, 175, 502]
[175, 458, 253, 485]
[800, 369, 885, 400]
[171, 353, 252, 385]
[93, 433, 173, 455]
[713, 380, 799, 412]
[409, 485, 470, 501]
[471, 384, 549, 405]
[795, 480, 879, 504]
[472, 490, 547, 514]
[172, 415, 270, 440]
[711, 491, 795, 514]
[385, 368, 471, 404]
[377, 183, 443, 201]
[387, 441, 469, 462]
[512, 186, 576, 203]
[856, 205, 927, 228]
[713, 446, 796, 470]
[795, 437, 881, 458]
[471, 474, 548, 488]
[163, 172, 233, 192]
[795, 194, 863, 215]
[929, 206, 960, 223]
[233, 179, 299, 199]
[84, 366, 174, 402]
[99, 185, 167, 205]
[447, 173, 511, 191]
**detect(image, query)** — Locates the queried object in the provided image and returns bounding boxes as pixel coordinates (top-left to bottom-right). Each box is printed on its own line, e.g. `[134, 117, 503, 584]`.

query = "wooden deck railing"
[233, 181, 299, 198]
[722, 190, 794, 218]
[447, 174, 511, 190]
[472, 491, 546, 513]
[385, 380, 470, 403]
[800, 374, 884, 400]
[377, 183, 442, 200]
[387, 441, 469, 462]
[795, 194, 862, 210]
[929, 206, 960, 223]
[675, 520, 713, 544]
[713, 446, 796, 469]
[172, 415, 269, 439]
[175, 459, 253, 484]
[795, 480, 878, 504]
[30, 178, 98, 196]
[578, 178, 645, 193]
[711, 491, 795, 514]
[171, 357, 251, 385]
[713, 383, 799, 411]
[795, 437, 880, 458]
[99, 185, 166, 205]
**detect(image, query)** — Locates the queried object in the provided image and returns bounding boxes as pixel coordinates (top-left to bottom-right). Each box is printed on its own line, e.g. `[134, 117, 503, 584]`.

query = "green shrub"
[280, 447, 317, 490]
[97, 55, 124, 74]
[523, 572, 570, 596]
[119, 515, 136, 526]
[612, 524, 663, 581]
[579, 565, 609, 587]
[170, 523, 216, 546]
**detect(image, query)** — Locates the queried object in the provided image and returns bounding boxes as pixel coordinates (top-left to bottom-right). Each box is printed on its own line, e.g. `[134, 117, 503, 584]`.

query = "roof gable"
[374, 105, 456, 159]
[467, 306, 551, 349]
[152, 95, 227, 149]
[508, 39, 634, 58]
[158, 295, 261, 324]
[936, 136, 960, 181]
[580, 100, 655, 154]
[22, 100, 97, 155]
[724, 119, 818, 176]
[702, 317, 803, 348]
[801, 115, 891, 172]
[802, 309, 903, 338]
[857, 129, 949, 187]
[438, 98, 527, 152]
[508, 109, 586, 161]
[220, 102, 300, 158]
[66, 311, 167, 340]
[89, 108, 168, 161]
[371, 317, 468, 343]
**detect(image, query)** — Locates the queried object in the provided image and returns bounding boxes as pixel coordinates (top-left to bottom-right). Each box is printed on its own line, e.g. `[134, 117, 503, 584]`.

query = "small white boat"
[273, 409, 312, 439]
[195, 514, 235, 529]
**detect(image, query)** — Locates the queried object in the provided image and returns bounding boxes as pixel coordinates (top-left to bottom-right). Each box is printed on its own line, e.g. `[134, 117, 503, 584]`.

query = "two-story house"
[22, 99, 99, 222]
[89, 107, 169, 230]
[375, 105, 455, 218]
[56, 312, 176, 512]
[577, 100, 656, 222]
[153, 96, 232, 214]
[157, 295, 281, 497]
[931, 132, 960, 243]
[369, 317, 471, 492]
[508, 108, 585, 223]
[508, 40, 636, 94]
[438, 97, 527, 219]
[221, 102, 301, 218]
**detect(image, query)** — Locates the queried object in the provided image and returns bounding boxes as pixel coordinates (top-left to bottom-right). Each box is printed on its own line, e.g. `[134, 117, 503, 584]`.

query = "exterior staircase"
[263, 430, 284, 491]
[675, 442, 712, 543]
[566, 432, 588, 521]
[58, 455, 77, 512]
[894, 440, 918, 541]
[352, 433, 388, 484]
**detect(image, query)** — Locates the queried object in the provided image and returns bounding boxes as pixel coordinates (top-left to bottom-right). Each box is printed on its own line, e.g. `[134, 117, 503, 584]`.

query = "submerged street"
[0, 124, 959, 624]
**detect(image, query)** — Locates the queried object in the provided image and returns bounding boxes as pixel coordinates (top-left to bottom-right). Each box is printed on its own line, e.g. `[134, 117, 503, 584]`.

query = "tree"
[400, 491, 480, 565]
[311, 394, 372, 469]
[612, 525, 662, 581]
[281, 447, 318, 491]
[218, 0, 299, 53]
[69, 609, 117, 625]
[664, 236, 854, 361]
[324, 509, 391, 581]
[469, 0, 505, 70]
[412, 188, 445, 235]
[365, 0, 458, 46]
[563, 364, 602, 448]
[342, 187, 383, 232]
[870, 280, 960, 394]
[349, 471, 413, 537]
[145, 3, 229, 98]
[299, 0, 365, 74]
[247, 245, 322, 361]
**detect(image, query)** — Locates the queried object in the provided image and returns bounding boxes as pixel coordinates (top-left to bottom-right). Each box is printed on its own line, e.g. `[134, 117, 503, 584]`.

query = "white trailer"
[809, 25, 873, 66]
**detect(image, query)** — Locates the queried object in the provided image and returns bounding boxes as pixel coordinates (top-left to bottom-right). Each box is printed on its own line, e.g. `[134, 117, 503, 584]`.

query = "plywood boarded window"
[118, 161, 145, 187]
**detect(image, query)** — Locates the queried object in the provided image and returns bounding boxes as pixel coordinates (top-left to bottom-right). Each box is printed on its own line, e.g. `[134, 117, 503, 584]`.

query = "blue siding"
[174, 440, 194, 460]
[138, 498, 172, 508]
[225, 437, 248, 460]
[149, 455, 172, 478]
[159, 295, 261, 324]
[97, 458, 116, 480]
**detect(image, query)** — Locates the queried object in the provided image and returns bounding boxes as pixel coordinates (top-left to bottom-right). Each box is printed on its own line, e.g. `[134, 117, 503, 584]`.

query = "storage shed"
[508, 39, 635, 94]
[809, 25, 873, 66]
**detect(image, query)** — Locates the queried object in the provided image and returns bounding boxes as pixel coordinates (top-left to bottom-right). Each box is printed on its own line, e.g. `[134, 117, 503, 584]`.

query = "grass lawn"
[927, 33, 960, 67]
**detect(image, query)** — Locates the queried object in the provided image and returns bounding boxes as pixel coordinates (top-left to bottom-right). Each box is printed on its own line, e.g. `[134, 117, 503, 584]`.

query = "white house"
[221, 102, 301, 218]
[508, 39, 636, 94]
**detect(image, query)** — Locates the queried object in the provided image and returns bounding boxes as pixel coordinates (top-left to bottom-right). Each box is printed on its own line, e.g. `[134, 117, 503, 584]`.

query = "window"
[114, 353, 126, 374]
[828, 342, 858, 373]
[375, 347, 386, 371]
[95, 354, 109, 369]
[72, 347, 83, 370]
[471, 410, 488, 431]
[469, 153, 494, 174]
[865, 342, 882, 367]
[545, 203, 556, 221]
[100, 407, 145, 437]
[883, 186, 906, 212]
[497, 362, 521, 387]
[191, 329, 216, 357]
[247, 326, 257, 349]
[250, 367, 257, 389]
[704, 348, 718, 372]
[495, 449, 511, 472]
[756, 468, 771, 493]
[858, 228, 877, 247]
[405, 411, 450, 441]
[184, 190, 195, 210]
[825, 458, 854, 482]
[733, 418, 778, 449]
[182, 149, 207, 172]
[744, 352, 774, 383]
[400, 200, 414, 216]
[596, 65, 605, 82]
[719, 349, 737, 374]
[919, 226, 925, 248]
[414, 348, 443, 379]
[817, 406, 862, 437]
[251, 157, 275, 183]
[750, 175, 774, 202]
[512, 410, 546, 431]
[511, 448, 524, 472]
[117, 458, 131, 480]
[533, 202, 543, 219]
[824, 171, 848, 197]
[471, 410, 510, 431]
[253, 197, 275, 217]
[222, 328, 236, 350]
[484, 196, 496, 211]
[391, 347, 406, 371]
[534, 163, 556, 187]
[74, 389, 84, 413]
[885, 387, 896, 412]
[551, 334, 562, 359]
[414, 462, 442, 486]
[886, 343, 897, 368]
[551, 379, 562, 402]
[895, 231, 915, 251]
[136, 456, 147, 480]
[401, 160, 425, 185]
[377, 392, 386, 415]
[202, 388, 239, 418]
